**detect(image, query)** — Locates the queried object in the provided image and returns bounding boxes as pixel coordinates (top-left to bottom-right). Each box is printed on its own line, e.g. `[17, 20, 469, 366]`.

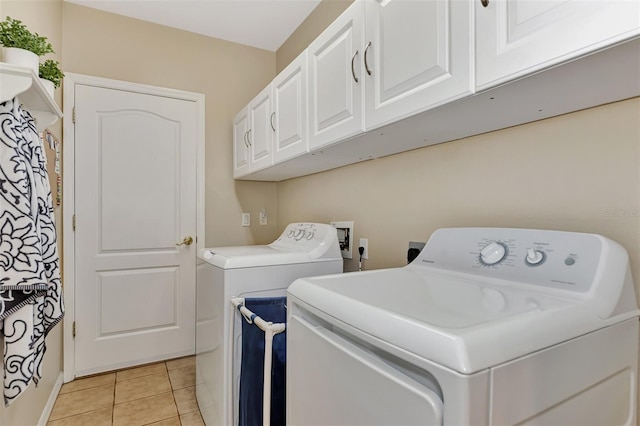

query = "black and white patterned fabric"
[0, 98, 64, 406]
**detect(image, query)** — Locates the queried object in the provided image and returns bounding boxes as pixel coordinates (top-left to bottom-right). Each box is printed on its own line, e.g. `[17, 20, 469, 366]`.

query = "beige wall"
[0, 2, 64, 425]
[62, 2, 279, 247]
[277, 97, 640, 282]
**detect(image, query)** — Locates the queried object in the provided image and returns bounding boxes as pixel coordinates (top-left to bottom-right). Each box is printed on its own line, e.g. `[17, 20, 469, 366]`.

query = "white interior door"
[74, 84, 197, 376]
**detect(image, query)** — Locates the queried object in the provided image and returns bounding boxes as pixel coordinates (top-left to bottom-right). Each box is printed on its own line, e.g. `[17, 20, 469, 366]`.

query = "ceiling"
[64, 0, 322, 51]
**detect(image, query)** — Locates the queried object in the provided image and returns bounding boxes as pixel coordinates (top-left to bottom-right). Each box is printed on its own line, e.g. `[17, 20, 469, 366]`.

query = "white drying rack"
[231, 297, 287, 426]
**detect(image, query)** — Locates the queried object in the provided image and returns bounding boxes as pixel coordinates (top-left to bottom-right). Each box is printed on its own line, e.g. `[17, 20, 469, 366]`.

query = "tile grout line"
[50, 357, 198, 426]
[138, 361, 179, 426]
[48, 383, 115, 423]
[112, 372, 116, 426]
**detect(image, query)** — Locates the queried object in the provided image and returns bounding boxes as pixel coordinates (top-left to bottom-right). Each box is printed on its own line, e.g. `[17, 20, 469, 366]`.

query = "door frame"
[62, 73, 205, 383]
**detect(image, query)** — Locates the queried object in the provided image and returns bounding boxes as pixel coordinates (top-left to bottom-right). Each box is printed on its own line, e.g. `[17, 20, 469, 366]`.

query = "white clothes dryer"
[195, 223, 343, 426]
[287, 227, 639, 425]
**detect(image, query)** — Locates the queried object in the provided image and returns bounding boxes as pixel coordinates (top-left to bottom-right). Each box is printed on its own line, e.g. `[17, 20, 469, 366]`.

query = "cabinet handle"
[247, 129, 252, 146]
[481, 0, 489, 7]
[364, 41, 372, 76]
[270, 112, 276, 132]
[243, 131, 249, 147]
[351, 50, 359, 83]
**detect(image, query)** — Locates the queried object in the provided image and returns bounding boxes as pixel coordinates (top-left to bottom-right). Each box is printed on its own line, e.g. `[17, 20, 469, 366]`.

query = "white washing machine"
[287, 227, 639, 425]
[195, 223, 343, 426]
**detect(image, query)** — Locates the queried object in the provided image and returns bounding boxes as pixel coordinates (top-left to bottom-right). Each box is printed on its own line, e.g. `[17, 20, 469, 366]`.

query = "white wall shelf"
[0, 62, 63, 131]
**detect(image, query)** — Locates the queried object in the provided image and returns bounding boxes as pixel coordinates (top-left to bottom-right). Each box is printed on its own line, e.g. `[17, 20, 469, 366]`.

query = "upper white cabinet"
[233, 107, 250, 177]
[249, 86, 274, 171]
[235, 0, 639, 181]
[0, 62, 62, 131]
[307, 0, 473, 149]
[476, 0, 640, 90]
[363, 0, 473, 130]
[308, 2, 364, 150]
[233, 85, 274, 178]
[273, 51, 308, 163]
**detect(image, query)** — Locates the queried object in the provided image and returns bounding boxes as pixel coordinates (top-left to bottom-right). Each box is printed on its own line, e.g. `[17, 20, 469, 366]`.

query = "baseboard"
[38, 372, 63, 426]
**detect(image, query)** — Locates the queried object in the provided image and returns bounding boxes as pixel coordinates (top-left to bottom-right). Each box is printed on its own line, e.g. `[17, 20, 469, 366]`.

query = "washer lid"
[199, 223, 343, 269]
[288, 267, 622, 374]
[199, 246, 336, 269]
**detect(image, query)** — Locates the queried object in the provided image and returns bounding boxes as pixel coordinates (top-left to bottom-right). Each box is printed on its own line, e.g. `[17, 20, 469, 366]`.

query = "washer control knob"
[525, 248, 545, 266]
[480, 242, 507, 265]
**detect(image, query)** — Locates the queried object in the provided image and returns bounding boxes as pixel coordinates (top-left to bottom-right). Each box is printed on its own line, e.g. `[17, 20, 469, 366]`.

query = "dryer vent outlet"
[331, 221, 354, 259]
[408, 241, 425, 264]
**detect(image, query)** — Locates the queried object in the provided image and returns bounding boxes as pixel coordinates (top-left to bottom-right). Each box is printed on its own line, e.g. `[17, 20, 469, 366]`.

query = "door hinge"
[72, 106, 76, 123]
[72, 214, 76, 231]
[72, 321, 76, 338]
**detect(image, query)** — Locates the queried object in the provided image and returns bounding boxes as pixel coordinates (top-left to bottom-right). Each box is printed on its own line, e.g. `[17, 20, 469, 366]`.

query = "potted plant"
[0, 16, 54, 73]
[39, 59, 64, 97]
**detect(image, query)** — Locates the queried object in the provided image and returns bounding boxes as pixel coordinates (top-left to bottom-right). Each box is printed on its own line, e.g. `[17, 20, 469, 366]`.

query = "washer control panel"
[271, 223, 342, 259]
[286, 223, 318, 241]
[415, 228, 608, 293]
[276, 223, 321, 243]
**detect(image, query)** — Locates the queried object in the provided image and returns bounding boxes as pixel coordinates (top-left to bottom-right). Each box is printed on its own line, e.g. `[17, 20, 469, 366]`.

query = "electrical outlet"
[331, 221, 354, 259]
[359, 238, 368, 259]
[242, 213, 250, 227]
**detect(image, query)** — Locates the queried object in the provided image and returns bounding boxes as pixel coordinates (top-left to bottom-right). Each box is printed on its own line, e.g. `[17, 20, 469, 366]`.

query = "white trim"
[37, 372, 64, 426]
[62, 73, 206, 382]
[62, 75, 76, 383]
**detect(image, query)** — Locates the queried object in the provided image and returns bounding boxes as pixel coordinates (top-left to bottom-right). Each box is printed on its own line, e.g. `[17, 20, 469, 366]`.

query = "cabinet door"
[273, 51, 308, 163]
[364, 0, 473, 130]
[308, 2, 364, 150]
[232, 108, 250, 178]
[476, 0, 640, 90]
[248, 84, 274, 172]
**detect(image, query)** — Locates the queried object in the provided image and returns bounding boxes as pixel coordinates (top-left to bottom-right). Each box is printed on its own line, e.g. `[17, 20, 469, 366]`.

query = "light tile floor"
[48, 356, 203, 426]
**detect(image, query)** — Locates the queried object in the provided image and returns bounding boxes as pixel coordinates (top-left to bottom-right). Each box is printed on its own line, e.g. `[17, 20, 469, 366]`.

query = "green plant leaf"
[39, 59, 64, 88]
[0, 16, 54, 56]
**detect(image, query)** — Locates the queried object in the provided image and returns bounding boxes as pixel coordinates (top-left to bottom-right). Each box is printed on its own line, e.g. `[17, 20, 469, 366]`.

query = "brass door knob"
[176, 236, 194, 246]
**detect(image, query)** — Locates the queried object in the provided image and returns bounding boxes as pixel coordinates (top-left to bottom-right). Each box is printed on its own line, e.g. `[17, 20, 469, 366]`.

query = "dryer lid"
[288, 267, 628, 374]
[288, 227, 638, 373]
